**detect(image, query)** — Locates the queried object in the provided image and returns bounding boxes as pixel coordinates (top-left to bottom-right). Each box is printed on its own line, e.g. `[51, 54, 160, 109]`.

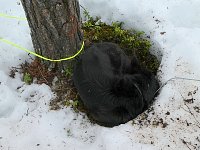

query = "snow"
[0, 0, 200, 150]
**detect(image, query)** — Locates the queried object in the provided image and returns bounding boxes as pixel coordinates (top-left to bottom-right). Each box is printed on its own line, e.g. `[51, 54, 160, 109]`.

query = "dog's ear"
[130, 56, 142, 73]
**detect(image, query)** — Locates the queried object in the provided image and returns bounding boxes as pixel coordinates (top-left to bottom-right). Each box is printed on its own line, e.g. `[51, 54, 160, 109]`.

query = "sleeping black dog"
[73, 42, 159, 127]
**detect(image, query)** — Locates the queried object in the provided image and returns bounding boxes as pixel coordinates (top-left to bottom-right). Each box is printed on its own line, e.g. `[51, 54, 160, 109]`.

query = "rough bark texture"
[21, 0, 82, 71]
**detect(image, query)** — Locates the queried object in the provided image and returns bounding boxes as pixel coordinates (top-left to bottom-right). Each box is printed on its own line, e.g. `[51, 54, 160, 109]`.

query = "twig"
[80, 4, 87, 12]
[28, 53, 34, 60]
[184, 103, 200, 128]
[38, 65, 48, 84]
[25, 108, 29, 116]
[180, 139, 192, 150]
[179, 93, 200, 128]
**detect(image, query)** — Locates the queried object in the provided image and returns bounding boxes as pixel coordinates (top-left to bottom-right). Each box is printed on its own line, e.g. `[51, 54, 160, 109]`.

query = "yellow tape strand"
[0, 13, 84, 61]
[0, 38, 84, 62]
[0, 13, 27, 21]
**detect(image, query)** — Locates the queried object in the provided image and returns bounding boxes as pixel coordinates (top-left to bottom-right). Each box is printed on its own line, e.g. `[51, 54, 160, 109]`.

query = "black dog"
[73, 42, 159, 127]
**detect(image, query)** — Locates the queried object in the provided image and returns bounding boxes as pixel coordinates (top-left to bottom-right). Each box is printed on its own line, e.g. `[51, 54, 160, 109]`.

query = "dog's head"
[112, 69, 159, 111]
[132, 70, 159, 110]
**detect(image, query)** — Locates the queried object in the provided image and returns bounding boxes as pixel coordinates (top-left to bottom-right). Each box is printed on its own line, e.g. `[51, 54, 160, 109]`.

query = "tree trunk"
[21, 0, 83, 71]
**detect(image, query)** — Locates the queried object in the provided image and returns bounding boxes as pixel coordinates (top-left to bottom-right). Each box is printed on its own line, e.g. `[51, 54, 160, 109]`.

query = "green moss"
[23, 72, 32, 84]
[64, 67, 73, 77]
[65, 99, 81, 112]
[82, 11, 159, 73]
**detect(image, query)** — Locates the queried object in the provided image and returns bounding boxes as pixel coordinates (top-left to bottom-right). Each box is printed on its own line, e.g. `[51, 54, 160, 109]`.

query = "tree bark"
[21, 0, 83, 71]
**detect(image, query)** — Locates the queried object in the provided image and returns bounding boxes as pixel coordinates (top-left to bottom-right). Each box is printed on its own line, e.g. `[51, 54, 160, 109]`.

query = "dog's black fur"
[73, 42, 159, 127]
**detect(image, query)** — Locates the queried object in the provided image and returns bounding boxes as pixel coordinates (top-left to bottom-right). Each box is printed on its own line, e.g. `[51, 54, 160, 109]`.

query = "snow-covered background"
[0, 0, 200, 149]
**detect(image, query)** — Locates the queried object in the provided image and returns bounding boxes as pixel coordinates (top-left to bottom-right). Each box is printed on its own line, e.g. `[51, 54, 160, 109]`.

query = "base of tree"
[9, 13, 160, 126]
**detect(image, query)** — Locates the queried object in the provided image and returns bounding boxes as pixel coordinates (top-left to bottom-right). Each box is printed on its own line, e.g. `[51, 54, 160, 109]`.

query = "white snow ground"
[0, 0, 200, 150]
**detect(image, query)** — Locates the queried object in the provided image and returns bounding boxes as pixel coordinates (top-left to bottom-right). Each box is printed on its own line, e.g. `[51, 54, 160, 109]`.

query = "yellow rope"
[0, 13, 27, 20]
[0, 13, 84, 61]
[0, 38, 84, 62]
